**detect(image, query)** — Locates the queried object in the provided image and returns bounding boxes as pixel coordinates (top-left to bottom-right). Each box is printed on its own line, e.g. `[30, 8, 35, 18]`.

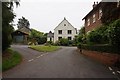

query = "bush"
[77, 44, 119, 54]
[45, 41, 54, 46]
[77, 43, 82, 49]
[108, 19, 120, 48]
[85, 25, 109, 44]
[77, 35, 83, 43]
[59, 38, 69, 46]
[37, 36, 47, 44]
[86, 31, 102, 44]
[54, 41, 61, 46]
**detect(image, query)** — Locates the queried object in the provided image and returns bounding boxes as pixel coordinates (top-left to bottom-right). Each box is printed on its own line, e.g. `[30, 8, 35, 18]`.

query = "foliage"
[77, 27, 86, 44]
[72, 36, 78, 46]
[95, 26, 109, 43]
[101, 2, 120, 25]
[54, 41, 61, 46]
[29, 45, 60, 52]
[30, 28, 43, 38]
[77, 43, 82, 49]
[17, 16, 30, 29]
[59, 38, 69, 46]
[36, 36, 47, 44]
[2, 49, 22, 71]
[108, 19, 120, 48]
[77, 35, 84, 43]
[45, 41, 54, 46]
[79, 27, 85, 35]
[77, 19, 120, 54]
[86, 30, 102, 44]
[29, 29, 47, 44]
[77, 44, 119, 54]
[85, 25, 109, 44]
[2, 1, 19, 52]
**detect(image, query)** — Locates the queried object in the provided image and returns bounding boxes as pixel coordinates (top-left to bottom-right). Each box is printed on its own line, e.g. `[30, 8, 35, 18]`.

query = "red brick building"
[82, 2, 103, 33]
[82, 1, 120, 33]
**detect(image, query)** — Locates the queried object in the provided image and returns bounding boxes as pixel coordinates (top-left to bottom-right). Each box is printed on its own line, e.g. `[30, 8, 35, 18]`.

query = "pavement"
[2, 45, 119, 78]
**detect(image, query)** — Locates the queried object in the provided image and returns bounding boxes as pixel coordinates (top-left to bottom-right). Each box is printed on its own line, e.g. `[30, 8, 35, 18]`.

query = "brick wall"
[84, 8, 102, 33]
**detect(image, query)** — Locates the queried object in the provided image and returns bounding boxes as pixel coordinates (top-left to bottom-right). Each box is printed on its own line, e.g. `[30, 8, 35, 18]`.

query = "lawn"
[2, 49, 22, 72]
[29, 45, 61, 52]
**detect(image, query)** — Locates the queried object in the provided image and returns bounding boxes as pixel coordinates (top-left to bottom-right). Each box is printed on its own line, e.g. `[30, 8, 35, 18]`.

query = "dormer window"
[93, 14, 96, 23]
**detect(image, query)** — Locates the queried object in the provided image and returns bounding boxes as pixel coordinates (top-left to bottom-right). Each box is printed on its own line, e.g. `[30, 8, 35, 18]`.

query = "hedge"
[77, 44, 120, 54]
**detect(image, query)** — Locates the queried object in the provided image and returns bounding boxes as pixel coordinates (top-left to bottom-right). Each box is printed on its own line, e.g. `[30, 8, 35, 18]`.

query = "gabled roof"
[47, 31, 54, 37]
[82, 2, 102, 20]
[54, 17, 76, 30]
[12, 30, 29, 35]
[17, 27, 31, 35]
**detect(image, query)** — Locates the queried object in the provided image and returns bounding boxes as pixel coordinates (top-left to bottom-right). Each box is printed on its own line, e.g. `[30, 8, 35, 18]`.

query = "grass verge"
[2, 49, 22, 72]
[29, 45, 61, 52]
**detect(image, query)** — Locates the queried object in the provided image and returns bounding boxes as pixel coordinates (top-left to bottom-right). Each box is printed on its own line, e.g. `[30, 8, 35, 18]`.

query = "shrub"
[45, 41, 54, 46]
[68, 40, 74, 46]
[59, 38, 69, 46]
[108, 19, 120, 49]
[37, 36, 47, 44]
[85, 25, 109, 44]
[77, 35, 83, 43]
[54, 41, 61, 46]
[86, 31, 102, 44]
[77, 44, 119, 54]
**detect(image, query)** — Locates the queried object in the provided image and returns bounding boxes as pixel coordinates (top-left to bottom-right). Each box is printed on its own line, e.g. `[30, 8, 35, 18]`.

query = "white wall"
[47, 37, 54, 42]
[54, 19, 77, 43]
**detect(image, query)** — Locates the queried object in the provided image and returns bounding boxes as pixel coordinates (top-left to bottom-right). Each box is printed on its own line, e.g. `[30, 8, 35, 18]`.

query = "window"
[68, 37, 72, 40]
[68, 30, 72, 34]
[64, 24, 66, 26]
[87, 19, 90, 26]
[93, 14, 96, 23]
[99, 9, 102, 19]
[58, 37, 62, 40]
[58, 30, 62, 34]
[50, 37, 52, 41]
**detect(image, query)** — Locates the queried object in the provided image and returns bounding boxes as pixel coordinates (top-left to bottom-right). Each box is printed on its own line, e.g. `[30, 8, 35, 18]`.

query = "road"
[3, 45, 116, 78]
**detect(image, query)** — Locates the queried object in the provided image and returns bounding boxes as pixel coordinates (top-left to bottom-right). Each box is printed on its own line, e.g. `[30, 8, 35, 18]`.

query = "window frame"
[68, 30, 72, 34]
[58, 30, 62, 34]
[93, 14, 96, 23]
[99, 9, 102, 19]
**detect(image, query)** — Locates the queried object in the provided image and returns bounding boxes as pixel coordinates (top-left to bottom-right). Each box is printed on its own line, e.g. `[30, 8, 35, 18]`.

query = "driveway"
[3, 45, 117, 78]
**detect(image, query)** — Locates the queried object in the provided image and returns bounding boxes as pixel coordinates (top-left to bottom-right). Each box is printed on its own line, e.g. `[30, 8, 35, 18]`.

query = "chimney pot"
[97, 1, 98, 4]
[93, 2, 96, 8]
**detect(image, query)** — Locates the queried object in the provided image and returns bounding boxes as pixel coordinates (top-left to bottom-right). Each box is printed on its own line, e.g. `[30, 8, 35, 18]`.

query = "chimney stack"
[97, 1, 98, 4]
[93, 2, 98, 8]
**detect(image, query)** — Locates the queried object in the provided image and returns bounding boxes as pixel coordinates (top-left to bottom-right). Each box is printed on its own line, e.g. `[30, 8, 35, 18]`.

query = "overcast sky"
[13, 0, 101, 33]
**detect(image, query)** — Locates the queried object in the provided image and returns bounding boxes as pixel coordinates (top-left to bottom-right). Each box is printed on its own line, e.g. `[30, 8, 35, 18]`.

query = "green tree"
[29, 29, 47, 44]
[108, 19, 120, 48]
[79, 27, 85, 35]
[2, 1, 20, 52]
[17, 16, 30, 29]
[77, 27, 85, 44]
